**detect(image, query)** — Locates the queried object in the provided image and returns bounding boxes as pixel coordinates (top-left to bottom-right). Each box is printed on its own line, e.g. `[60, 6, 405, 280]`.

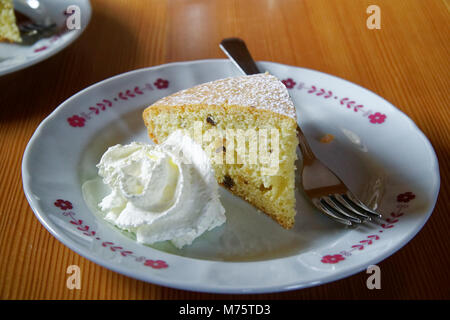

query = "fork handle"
[219, 38, 261, 75]
[220, 37, 318, 165]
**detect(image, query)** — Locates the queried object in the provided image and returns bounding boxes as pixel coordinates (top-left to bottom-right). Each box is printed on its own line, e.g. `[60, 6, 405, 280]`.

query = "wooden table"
[1, 0, 449, 299]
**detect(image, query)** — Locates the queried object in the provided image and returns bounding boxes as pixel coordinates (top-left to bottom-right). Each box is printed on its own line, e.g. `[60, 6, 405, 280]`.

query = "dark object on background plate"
[13, 0, 58, 44]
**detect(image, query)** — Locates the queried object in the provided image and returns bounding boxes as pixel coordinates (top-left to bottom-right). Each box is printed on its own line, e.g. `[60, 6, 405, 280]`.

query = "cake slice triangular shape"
[143, 73, 299, 228]
[0, 0, 22, 43]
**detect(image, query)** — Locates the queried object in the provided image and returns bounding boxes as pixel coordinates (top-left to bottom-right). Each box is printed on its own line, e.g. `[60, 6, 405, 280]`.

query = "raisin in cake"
[143, 73, 299, 228]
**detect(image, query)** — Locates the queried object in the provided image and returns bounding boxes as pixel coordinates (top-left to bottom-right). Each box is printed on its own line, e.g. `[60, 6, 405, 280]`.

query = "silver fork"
[220, 37, 383, 226]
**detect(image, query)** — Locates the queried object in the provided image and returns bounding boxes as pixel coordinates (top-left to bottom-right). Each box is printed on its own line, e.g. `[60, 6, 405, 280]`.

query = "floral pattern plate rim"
[0, 0, 91, 77]
[22, 59, 440, 293]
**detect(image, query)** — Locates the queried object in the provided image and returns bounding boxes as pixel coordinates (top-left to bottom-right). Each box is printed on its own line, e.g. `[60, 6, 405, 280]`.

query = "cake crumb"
[320, 134, 334, 144]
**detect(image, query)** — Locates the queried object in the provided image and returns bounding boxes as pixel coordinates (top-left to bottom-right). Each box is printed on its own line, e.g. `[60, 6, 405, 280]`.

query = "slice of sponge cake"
[0, 0, 21, 43]
[143, 73, 299, 228]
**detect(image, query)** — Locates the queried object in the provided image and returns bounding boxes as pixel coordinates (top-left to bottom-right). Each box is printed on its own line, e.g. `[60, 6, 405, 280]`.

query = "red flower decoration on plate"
[144, 259, 169, 269]
[154, 78, 169, 89]
[34, 46, 48, 53]
[321, 254, 345, 264]
[281, 78, 296, 89]
[67, 115, 86, 127]
[54, 199, 73, 210]
[397, 192, 416, 203]
[368, 112, 387, 124]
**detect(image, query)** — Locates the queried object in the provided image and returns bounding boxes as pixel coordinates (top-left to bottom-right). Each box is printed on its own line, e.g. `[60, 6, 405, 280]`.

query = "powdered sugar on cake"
[154, 73, 297, 119]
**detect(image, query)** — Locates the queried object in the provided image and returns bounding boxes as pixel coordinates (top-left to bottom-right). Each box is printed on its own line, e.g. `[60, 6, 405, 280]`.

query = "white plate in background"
[0, 0, 91, 76]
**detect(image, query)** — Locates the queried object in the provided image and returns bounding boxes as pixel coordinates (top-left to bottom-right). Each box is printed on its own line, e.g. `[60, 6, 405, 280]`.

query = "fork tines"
[314, 191, 383, 226]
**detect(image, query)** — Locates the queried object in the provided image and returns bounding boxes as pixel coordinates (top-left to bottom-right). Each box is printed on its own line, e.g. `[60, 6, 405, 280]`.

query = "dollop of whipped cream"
[95, 131, 226, 248]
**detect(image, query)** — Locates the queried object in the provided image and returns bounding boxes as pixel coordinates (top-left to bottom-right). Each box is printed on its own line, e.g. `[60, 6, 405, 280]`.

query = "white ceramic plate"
[0, 0, 91, 76]
[22, 60, 440, 293]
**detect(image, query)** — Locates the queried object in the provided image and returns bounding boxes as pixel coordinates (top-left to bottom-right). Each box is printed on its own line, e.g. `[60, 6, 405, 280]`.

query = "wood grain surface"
[1, 0, 449, 299]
